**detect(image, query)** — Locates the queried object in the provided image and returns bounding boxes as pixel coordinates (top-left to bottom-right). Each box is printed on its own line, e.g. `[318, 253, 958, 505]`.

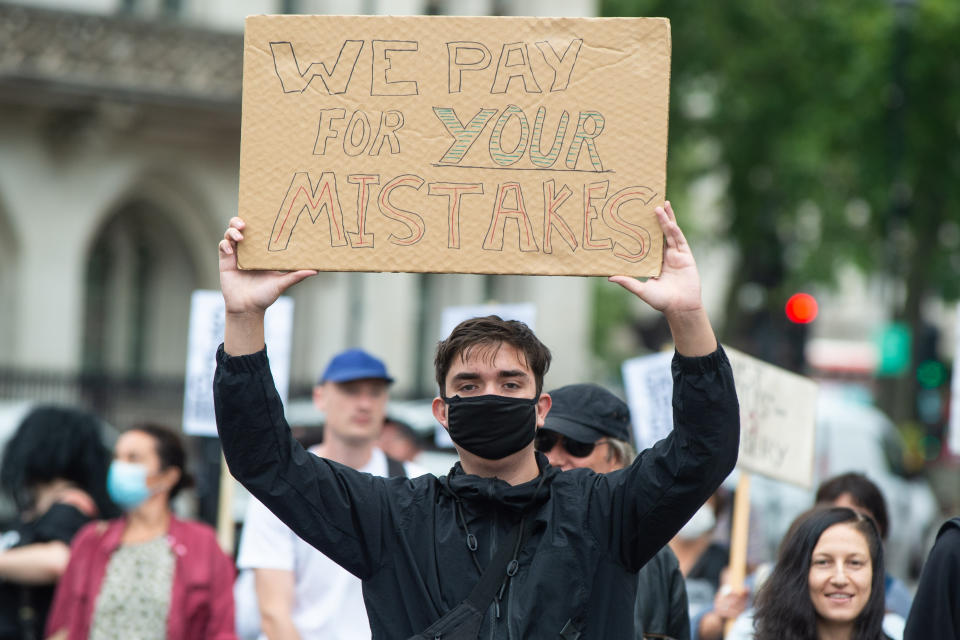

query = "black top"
[904, 517, 960, 640]
[0, 503, 93, 640]
[688, 541, 729, 590]
[635, 545, 691, 640]
[214, 345, 740, 639]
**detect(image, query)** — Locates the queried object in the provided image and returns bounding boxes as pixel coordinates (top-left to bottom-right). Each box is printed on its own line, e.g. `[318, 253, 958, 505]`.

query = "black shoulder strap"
[386, 455, 407, 479]
[464, 514, 536, 612]
[407, 516, 537, 640]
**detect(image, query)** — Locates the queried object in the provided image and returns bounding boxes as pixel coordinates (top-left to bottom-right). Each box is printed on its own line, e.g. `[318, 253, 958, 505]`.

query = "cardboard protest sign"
[622, 347, 819, 488]
[238, 15, 670, 277]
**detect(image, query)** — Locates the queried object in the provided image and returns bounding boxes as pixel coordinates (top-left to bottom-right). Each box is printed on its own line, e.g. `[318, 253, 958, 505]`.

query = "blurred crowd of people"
[2, 347, 957, 640]
[0, 206, 957, 640]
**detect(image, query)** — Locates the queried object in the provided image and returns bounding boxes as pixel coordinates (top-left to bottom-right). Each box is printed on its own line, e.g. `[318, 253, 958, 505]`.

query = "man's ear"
[535, 392, 552, 428]
[312, 385, 325, 412]
[431, 396, 449, 429]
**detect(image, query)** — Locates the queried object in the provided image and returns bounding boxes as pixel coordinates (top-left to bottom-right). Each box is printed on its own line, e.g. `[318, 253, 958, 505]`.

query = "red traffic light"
[785, 293, 818, 324]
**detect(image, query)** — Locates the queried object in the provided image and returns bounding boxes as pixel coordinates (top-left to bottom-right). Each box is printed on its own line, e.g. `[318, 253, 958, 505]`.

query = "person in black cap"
[539, 384, 691, 640]
[214, 201, 739, 639]
[236, 348, 422, 640]
[535, 383, 637, 473]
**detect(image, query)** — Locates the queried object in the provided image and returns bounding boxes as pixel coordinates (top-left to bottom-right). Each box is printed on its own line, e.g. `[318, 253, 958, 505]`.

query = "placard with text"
[238, 15, 670, 276]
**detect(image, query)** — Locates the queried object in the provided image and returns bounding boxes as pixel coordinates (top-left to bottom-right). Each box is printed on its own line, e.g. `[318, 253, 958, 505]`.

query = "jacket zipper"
[486, 509, 499, 640]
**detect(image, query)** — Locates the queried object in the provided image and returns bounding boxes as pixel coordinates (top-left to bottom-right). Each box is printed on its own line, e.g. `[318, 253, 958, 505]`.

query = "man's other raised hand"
[608, 202, 717, 357]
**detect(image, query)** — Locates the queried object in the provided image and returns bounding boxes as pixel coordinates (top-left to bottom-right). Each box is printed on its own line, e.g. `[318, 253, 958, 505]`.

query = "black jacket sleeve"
[904, 519, 960, 640]
[33, 503, 93, 545]
[213, 345, 390, 579]
[588, 346, 740, 571]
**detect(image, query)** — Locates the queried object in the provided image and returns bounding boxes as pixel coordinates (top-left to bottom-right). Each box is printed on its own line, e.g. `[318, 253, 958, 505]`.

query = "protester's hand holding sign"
[218, 217, 315, 356]
[610, 201, 718, 357]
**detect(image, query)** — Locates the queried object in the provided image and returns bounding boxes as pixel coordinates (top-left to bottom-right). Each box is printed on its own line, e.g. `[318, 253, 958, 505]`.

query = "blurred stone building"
[0, 0, 598, 427]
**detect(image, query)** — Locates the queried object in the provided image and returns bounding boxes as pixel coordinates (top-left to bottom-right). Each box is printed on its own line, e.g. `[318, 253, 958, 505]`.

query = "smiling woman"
[753, 507, 887, 640]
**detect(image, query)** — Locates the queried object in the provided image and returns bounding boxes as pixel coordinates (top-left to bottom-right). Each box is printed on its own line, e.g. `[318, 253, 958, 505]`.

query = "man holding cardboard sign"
[214, 202, 739, 638]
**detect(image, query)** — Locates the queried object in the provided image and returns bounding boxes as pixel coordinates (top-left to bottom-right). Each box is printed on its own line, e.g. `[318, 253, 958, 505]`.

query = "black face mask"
[443, 394, 539, 460]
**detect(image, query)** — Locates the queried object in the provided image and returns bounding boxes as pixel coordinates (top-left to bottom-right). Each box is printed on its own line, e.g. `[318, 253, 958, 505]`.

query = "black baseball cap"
[543, 383, 632, 443]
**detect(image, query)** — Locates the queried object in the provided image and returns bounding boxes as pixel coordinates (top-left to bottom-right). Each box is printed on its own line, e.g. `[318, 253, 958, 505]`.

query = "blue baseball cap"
[319, 348, 394, 384]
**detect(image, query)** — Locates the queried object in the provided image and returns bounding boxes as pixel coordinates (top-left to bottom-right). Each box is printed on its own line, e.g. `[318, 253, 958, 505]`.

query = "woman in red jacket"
[46, 424, 236, 640]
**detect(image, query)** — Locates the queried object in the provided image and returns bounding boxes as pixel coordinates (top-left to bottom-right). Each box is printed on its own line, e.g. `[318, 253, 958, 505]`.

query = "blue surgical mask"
[107, 461, 152, 510]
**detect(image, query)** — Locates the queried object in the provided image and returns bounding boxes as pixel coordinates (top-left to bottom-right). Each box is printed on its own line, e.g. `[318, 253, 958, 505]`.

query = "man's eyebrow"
[451, 372, 482, 382]
[498, 369, 528, 379]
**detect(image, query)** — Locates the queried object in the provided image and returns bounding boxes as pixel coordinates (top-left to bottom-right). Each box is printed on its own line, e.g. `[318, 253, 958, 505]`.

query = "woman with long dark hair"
[46, 423, 236, 640]
[0, 406, 117, 640]
[754, 507, 887, 640]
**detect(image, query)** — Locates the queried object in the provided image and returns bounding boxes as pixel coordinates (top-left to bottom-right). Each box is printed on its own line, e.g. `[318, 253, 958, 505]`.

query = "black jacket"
[904, 517, 960, 640]
[214, 345, 739, 639]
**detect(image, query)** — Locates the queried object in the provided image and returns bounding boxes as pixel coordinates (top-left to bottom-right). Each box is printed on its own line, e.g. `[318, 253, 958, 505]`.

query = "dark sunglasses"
[534, 430, 605, 458]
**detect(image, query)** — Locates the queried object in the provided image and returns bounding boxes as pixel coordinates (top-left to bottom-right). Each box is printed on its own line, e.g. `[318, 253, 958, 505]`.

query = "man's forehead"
[450, 342, 531, 375]
[326, 378, 390, 391]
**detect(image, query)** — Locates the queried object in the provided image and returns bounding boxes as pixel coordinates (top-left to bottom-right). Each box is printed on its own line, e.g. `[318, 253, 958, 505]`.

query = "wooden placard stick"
[724, 471, 751, 636]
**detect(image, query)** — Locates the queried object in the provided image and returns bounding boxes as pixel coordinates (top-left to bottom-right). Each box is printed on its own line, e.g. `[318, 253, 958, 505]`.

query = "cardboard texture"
[237, 15, 670, 276]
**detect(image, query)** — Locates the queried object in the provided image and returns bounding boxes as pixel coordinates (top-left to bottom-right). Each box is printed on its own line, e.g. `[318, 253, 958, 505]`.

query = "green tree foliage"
[601, 0, 960, 389]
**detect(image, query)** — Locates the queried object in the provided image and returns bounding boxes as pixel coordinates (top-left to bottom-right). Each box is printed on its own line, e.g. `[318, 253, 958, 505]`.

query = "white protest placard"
[434, 302, 537, 448]
[182, 290, 295, 437]
[729, 348, 818, 487]
[621, 350, 674, 450]
[621, 346, 819, 488]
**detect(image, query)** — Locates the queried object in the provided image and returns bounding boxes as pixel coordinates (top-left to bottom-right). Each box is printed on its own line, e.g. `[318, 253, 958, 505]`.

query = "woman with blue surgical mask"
[46, 424, 237, 640]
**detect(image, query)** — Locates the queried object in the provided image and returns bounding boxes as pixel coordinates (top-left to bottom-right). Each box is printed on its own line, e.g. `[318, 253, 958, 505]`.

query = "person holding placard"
[537, 382, 690, 640]
[726, 472, 910, 640]
[213, 202, 740, 638]
[752, 507, 888, 640]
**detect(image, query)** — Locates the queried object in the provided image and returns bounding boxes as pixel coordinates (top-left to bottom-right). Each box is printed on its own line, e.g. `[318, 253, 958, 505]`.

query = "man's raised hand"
[608, 202, 717, 356]
[218, 217, 317, 316]
[219, 217, 316, 355]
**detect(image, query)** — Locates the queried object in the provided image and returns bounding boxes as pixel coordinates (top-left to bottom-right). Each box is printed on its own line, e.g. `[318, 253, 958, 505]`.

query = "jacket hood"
[440, 451, 558, 513]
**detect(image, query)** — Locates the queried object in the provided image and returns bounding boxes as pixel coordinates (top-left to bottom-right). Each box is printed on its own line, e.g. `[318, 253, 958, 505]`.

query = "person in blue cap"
[236, 347, 423, 640]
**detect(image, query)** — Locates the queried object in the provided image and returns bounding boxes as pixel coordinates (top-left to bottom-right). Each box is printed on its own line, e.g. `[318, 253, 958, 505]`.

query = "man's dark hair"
[0, 405, 118, 518]
[754, 507, 885, 640]
[435, 315, 552, 396]
[815, 472, 889, 540]
[129, 423, 195, 502]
